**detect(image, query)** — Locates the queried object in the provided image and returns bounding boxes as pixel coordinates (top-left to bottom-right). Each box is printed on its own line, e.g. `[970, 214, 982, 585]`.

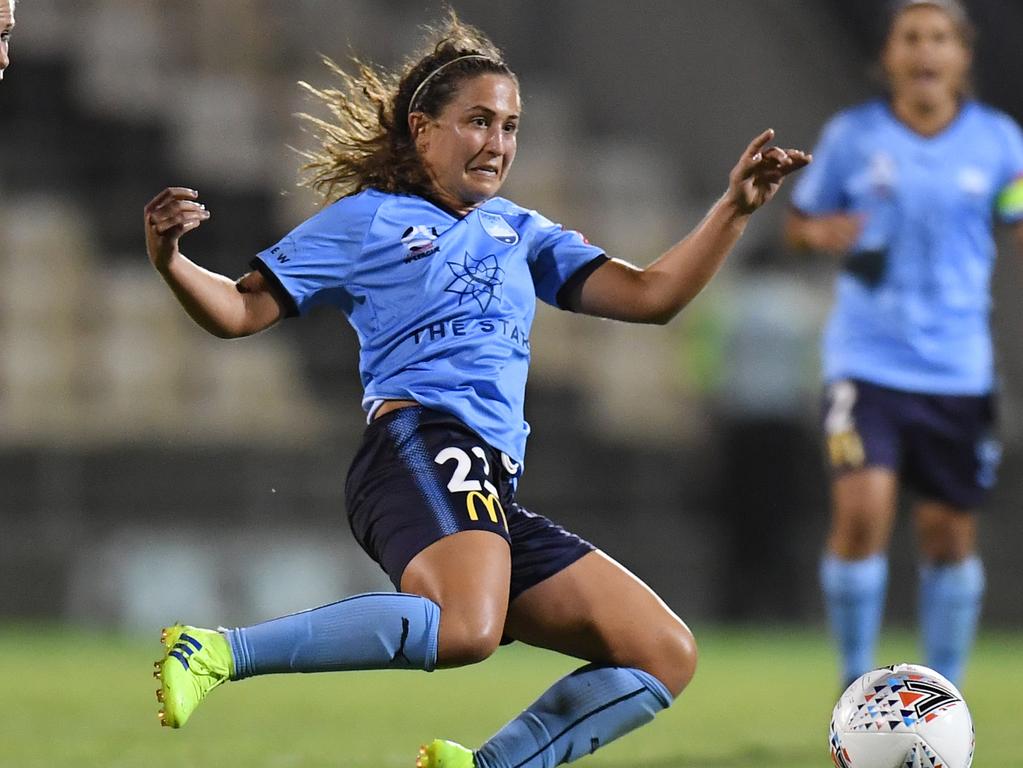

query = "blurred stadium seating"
[1, 0, 1021, 629]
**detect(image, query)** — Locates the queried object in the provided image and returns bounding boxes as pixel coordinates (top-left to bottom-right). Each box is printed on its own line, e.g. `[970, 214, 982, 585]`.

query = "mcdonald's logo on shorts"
[465, 490, 508, 531]
[828, 429, 866, 470]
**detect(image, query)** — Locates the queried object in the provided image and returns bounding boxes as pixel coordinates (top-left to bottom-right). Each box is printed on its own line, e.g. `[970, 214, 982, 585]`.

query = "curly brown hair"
[297, 11, 517, 205]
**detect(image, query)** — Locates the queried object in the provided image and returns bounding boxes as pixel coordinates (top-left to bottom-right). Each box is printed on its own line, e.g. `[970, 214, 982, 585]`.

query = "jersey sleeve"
[250, 194, 376, 317]
[528, 213, 608, 309]
[790, 112, 854, 216]
[994, 114, 1023, 223]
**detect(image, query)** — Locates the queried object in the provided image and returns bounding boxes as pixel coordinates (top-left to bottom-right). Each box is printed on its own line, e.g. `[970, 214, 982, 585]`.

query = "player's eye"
[503, 121, 518, 134]
[470, 116, 488, 128]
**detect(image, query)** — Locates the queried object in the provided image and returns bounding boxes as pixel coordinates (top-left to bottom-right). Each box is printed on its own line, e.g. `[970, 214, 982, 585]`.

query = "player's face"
[882, 5, 970, 109]
[0, 0, 14, 81]
[414, 73, 520, 214]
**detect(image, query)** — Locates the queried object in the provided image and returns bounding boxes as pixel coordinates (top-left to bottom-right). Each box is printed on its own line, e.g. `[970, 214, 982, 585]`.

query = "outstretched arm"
[144, 187, 282, 338]
[574, 130, 810, 324]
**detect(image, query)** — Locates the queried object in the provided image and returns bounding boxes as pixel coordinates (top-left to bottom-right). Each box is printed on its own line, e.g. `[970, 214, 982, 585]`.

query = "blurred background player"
[146, 12, 807, 768]
[786, 0, 1023, 688]
[0, 0, 14, 81]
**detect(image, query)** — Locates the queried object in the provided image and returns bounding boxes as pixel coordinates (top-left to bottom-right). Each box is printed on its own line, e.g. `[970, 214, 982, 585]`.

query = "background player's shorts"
[345, 405, 594, 600]
[822, 378, 1000, 510]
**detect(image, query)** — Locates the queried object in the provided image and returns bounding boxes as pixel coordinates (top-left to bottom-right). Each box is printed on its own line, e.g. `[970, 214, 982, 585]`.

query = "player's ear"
[408, 112, 430, 141]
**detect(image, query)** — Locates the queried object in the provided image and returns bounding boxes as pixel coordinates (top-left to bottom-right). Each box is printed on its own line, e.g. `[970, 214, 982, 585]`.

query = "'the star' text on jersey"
[409, 318, 530, 349]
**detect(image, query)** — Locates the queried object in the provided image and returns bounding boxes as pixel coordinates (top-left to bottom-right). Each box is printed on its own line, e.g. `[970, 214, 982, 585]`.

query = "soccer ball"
[829, 663, 974, 768]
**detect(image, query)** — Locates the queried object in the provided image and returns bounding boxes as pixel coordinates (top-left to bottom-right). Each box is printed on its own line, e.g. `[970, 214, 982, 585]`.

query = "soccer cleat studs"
[416, 745, 427, 768]
[155, 688, 164, 703]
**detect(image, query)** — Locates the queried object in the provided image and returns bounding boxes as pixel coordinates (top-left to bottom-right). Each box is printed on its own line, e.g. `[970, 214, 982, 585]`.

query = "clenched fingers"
[144, 187, 198, 216]
[149, 202, 210, 235]
[763, 148, 812, 177]
[146, 187, 210, 237]
[747, 145, 811, 181]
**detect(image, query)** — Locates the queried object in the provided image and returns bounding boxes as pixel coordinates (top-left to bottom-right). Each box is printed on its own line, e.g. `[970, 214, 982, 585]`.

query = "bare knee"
[830, 522, 882, 558]
[918, 528, 974, 562]
[634, 620, 698, 699]
[915, 503, 976, 563]
[435, 609, 504, 667]
[399, 530, 511, 668]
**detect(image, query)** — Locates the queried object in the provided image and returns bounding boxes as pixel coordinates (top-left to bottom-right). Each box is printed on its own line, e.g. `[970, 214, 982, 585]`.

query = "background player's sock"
[474, 664, 672, 768]
[919, 555, 984, 686]
[820, 553, 888, 686]
[226, 592, 439, 679]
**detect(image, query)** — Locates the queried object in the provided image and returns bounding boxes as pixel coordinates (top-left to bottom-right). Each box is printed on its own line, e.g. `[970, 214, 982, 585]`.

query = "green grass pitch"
[1, 625, 1017, 767]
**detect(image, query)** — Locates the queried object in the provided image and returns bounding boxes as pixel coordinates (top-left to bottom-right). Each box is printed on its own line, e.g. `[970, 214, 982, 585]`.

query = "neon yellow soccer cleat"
[153, 624, 233, 728]
[416, 739, 476, 768]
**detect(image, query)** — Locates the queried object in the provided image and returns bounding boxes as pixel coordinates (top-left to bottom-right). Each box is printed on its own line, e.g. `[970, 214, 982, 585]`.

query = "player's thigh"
[828, 467, 899, 557]
[823, 380, 902, 557]
[401, 529, 511, 667]
[504, 550, 696, 696]
[912, 501, 977, 562]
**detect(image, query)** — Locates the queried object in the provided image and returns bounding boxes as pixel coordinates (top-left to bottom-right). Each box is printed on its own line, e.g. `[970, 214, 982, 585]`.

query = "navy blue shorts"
[822, 378, 1000, 510]
[345, 406, 594, 600]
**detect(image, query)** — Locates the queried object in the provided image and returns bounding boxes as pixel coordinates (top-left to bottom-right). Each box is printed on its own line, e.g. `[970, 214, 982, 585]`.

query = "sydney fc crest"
[478, 211, 519, 245]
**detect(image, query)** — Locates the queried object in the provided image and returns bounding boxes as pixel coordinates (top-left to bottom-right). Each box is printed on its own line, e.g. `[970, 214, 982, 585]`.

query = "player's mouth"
[909, 67, 942, 85]
[468, 164, 501, 179]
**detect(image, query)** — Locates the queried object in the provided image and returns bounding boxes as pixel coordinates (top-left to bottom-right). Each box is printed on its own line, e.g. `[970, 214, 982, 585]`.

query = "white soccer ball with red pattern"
[829, 663, 974, 768]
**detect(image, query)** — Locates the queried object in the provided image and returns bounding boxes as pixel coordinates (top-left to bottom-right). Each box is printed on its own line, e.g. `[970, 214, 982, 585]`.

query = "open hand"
[728, 129, 811, 214]
[144, 187, 211, 272]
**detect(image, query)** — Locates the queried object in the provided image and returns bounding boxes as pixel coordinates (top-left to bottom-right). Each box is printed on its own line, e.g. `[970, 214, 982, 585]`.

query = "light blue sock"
[475, 664, 673, 768]
[225, 592, 440, 679]
[919, 556, 984, 686]
[820, 553, 888, 685]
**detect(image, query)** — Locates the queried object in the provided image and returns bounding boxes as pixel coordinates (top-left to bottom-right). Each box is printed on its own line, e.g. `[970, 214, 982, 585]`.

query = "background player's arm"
[144, 187, 282, 339]
[784, 209, 862, 255]
[574, 130, 809, 324]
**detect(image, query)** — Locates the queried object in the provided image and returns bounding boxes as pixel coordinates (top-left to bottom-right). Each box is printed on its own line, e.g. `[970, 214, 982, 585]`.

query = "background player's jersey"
[792, 99, 1023, 394]
[253, 188, 606, 464]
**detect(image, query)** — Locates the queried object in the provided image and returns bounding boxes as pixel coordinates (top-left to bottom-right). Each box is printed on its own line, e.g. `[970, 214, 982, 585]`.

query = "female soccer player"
[0, 0, 15, 81]
[147, 14, 808, 767]
[786, 0, 1023, 689]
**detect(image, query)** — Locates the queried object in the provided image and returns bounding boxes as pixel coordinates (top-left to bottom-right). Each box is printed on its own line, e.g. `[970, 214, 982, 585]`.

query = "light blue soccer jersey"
[792, 99, 1023, 394]
[252, 188, 606, 464]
